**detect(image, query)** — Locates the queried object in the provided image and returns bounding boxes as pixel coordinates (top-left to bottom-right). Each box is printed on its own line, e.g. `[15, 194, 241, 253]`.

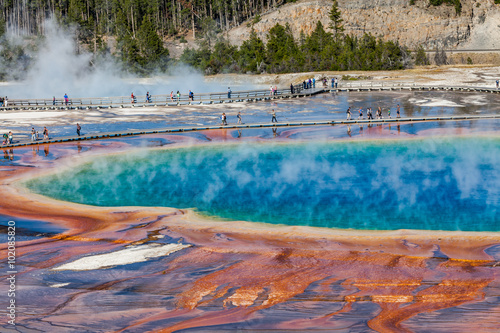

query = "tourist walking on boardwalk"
[146, 92, 151, 103]
[31, 127, 36, 141]
[331, 78, 335, 88]
[228, 87, 232, 99]
[496, 79, 499, 89]
[176, 91, 180, 102]
[358, 108, 363, 119]
[346, 107, 351, 120]
[313, 78, 316, 88]
[396, 104, 401, 118]
[271, 109, 278, 123]
[53, 96, 56, 105]
[76, 123, 81, 136]
[290, 83, 295, 94]
[64, 93, 68, 106]
[43, 127, 49, 140]
[131, 93, 136, 103]
[221, 112, 227, 125]
[170, 91, 174, 102]
[8, 131, 13, 144]
[4, 96, 8, 107]
[188, 90, 194, 101]
[237, 112, 242, 124]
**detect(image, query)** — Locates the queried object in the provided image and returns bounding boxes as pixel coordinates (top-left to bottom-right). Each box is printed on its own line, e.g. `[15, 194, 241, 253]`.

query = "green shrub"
[429, 0, 462, 15]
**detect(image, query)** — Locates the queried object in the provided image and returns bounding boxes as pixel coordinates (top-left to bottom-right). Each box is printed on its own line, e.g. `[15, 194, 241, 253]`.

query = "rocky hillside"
[227, 0, 500, 50]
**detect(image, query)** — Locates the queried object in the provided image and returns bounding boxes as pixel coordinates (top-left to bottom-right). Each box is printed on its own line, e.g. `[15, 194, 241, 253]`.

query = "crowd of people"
[1, 77, 498, 111]
[220, 109, 279, 126]
[0, 96, 8, 107]
[300, 77, 338, 90]
[3, 78, 498, 148]
[0, 99, 401, 147]
[168, 91, 182, 102]
[131, 90, 197, 103]
[269, 86, 278, 96]
[2, 123, 83, 146]
[2, 131, 13, 145]
[347, 104, 401, 120]
[26, 126, 50, 142]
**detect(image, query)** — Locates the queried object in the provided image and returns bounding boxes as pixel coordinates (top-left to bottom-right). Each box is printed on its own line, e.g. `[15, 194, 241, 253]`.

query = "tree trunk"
[224, 1, 228, 30]
[131, 6, 135, 38]
[172, 0, 176, 30]
[192, 7, 195, 39]
[218, 6, 222, 30]
[177, 2, 181, 31]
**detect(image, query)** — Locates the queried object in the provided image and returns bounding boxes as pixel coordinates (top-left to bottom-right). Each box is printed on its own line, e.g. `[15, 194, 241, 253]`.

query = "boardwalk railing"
[336, 81, 500, 90]
[3, 86, 310, 109]
[2, 82, 499, 110]
[3, 114, 499, 149]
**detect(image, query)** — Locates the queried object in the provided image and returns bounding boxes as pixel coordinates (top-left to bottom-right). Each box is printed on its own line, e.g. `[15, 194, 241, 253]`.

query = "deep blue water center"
[26, 138, 499, 231]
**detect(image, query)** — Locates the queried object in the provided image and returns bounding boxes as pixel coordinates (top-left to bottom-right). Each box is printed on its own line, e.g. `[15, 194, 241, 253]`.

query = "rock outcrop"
[227, 0, 500, 50]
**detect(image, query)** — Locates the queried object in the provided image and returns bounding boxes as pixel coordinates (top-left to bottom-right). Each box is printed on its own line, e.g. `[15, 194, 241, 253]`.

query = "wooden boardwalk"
[4, 114, 499, 149]
[2, 83, 499, 111]
[1, 87, 326, 111]
[331, 85, 500, 93]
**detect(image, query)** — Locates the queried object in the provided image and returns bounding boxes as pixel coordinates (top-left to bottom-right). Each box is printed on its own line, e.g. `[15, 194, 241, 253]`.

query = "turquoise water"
[26, 138, 499, 231]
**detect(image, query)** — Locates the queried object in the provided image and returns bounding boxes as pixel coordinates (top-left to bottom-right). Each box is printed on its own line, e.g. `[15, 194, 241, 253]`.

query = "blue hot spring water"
[25, 138, 499, 231]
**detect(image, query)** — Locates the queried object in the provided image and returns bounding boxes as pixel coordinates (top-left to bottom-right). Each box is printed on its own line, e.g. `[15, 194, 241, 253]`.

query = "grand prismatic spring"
[1, 90, 499, 332]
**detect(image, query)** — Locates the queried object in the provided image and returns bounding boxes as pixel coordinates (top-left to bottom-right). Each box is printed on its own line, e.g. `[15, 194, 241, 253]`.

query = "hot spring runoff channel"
[26, 138, 499, 231]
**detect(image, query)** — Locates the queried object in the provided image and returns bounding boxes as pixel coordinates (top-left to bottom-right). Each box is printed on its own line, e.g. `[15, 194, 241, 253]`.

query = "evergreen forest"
[0, 0, 475, 78]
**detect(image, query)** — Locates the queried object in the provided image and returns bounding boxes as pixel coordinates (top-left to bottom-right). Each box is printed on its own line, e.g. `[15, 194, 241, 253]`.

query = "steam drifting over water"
[26, 137, 500, 231]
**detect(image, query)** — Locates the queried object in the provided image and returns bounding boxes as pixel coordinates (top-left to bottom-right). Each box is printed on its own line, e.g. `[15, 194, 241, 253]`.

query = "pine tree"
[200, 17, 220, 48]
[415, 45, 429, 66]
[180, 46, 211, 72]
[209, 40, 238, 73]
[266, 23, 301, 73]
[433, 46, 447, 65]
[303, 21, 332, 71]
[238, 28, 265, 73]
[137, 15, 169, 70]
[0, 17, 5, 38]
[329, 0, 344, 38]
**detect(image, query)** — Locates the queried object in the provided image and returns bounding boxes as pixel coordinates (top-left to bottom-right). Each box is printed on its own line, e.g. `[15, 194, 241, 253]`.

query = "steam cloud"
[1, 18, 247, 99]
[26, 137, 500, 231]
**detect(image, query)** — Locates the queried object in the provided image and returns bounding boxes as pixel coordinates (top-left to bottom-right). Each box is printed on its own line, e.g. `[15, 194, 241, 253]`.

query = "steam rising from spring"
[26, 137, 500, 231]
[1, 18, 239, 99]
